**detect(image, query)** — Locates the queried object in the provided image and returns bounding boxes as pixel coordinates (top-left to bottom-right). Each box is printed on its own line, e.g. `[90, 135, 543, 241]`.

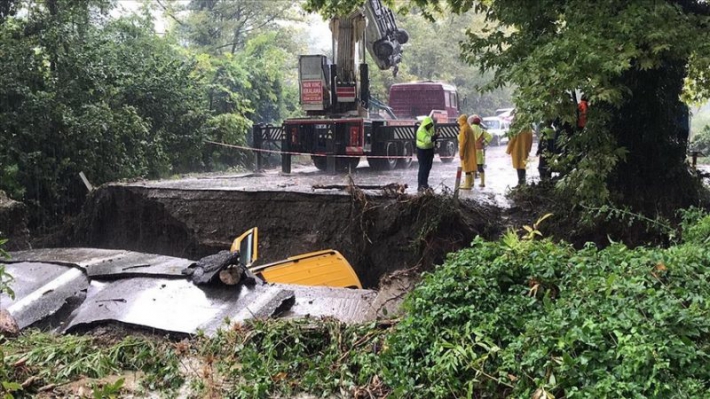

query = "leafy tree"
[308, 0, 710, 216]
[177, 0, 303, 55]
[0, 1, 209, 227]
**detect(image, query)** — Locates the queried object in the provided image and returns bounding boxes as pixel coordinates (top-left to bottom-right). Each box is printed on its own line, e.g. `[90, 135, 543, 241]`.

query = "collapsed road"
[3, 145, 519, 337]
[58, 176, 502, 289]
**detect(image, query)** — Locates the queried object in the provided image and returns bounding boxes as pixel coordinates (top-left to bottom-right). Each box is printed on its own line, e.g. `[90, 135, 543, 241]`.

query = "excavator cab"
[230, 227, 258, 268]
[229, 228, 362, 289]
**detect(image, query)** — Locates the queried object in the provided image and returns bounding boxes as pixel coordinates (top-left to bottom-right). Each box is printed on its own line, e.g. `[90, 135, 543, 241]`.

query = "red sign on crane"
[301, 80, 323, 104]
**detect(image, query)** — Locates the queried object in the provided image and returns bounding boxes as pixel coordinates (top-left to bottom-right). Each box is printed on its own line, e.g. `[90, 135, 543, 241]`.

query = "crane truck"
[253, 0, 460, 173]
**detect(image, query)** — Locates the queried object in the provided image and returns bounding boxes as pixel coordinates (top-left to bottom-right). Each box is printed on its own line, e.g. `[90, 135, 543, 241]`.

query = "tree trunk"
[606, 59, 703, 215]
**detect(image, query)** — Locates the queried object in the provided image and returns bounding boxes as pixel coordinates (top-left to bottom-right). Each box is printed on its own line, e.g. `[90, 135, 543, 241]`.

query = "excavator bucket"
[250, 250, 362, 289]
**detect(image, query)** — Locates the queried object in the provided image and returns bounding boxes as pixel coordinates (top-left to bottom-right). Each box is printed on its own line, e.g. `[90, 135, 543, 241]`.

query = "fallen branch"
[21, 376, 38, 389]
[313, 183, 407, 193]
[38, 384, 56, 392]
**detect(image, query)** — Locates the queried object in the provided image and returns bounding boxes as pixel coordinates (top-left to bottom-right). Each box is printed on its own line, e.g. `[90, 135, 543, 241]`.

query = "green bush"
[0, 331, 183, 395]
[381, 229, 710, 398]
[680, 207, 710, 245]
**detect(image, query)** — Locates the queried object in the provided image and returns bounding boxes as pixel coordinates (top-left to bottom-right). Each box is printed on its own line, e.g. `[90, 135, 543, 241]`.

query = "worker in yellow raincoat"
[506, 127, 534, 186]
[470, 115, 493, 187]
[457, 114, 477, 190]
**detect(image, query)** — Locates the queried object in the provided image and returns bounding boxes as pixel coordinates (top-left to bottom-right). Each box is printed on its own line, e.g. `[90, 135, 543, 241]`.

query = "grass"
[1, 330, 184, 397]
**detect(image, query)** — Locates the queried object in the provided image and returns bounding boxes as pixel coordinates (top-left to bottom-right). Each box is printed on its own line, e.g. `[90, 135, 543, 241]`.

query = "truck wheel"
[312, 156, 327, 171]
[313, 156, 358, 172]
[375, 40, 394, 57]
[439, 140, 456, 163]
[395, 29, 409, 44]
[398, 142, 413, 169]
[385, 142, 398, 169]
[367, 142, 398, 170]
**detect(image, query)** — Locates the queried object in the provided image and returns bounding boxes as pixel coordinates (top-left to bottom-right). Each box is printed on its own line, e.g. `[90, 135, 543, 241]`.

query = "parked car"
[482, 116, 510, 145]
[495, 108, 515, 124]
[495, 107, 514, 116]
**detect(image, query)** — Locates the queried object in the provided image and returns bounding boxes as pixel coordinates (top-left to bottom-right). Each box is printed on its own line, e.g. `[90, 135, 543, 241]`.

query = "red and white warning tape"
[205, 140, 456, 160]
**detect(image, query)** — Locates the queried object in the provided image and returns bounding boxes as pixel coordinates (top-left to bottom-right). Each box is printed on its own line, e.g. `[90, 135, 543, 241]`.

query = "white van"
[482, 116, 510, 145]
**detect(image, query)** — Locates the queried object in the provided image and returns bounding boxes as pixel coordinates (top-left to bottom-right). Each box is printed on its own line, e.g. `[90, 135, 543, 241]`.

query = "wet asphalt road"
[126, 142, 542, 208]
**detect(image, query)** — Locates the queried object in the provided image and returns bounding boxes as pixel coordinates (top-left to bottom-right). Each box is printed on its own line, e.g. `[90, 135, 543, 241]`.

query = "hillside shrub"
[382, 223, 710, 398]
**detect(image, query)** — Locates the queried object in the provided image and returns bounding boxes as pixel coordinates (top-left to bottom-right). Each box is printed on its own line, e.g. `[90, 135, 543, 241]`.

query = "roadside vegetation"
[3, 210, 710, 398]
[3, 0, 710, 398]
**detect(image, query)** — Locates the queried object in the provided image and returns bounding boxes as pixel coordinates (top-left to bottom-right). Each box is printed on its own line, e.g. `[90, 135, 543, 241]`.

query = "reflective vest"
[416, 117, 435, 150]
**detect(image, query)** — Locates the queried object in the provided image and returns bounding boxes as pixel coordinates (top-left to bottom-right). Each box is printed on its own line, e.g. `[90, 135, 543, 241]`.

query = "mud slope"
[68, 185, 501, 288]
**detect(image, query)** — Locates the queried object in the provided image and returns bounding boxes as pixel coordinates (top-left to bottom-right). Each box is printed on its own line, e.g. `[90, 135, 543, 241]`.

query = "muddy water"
[126, 143, 541, 206]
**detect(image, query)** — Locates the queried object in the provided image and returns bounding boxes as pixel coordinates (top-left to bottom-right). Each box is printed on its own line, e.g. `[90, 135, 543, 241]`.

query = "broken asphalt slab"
[1, 248, 378, 336]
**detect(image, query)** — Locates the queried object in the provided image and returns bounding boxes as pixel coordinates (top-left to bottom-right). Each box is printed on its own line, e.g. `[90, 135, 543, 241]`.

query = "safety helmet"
[471, 115, 481, 125]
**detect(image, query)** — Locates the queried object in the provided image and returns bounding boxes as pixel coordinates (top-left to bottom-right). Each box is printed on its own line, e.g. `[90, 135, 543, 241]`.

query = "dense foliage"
[382, 222, 710, 397]
[0, 330, 182, 397]
[0, 0, 302, 228]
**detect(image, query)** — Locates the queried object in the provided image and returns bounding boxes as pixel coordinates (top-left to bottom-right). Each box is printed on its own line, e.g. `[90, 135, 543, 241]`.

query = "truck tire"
[312, 155, 327, 171]
[395, 29, 409, 44]
[312, 156, 360, 172]
[397, 141, 413, 169]
[375, 40, 394, 58]
[439, 140, 457, 163]
[367, 141, 398, 170]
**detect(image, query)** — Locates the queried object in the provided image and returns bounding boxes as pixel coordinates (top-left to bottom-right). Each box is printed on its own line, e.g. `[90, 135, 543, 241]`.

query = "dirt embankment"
[0, 190, 31, 251]
[60, 185, 502, 288]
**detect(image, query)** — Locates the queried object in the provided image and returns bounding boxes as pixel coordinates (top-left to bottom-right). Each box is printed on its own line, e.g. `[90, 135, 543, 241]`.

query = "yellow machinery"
[230, 228, 362, 289]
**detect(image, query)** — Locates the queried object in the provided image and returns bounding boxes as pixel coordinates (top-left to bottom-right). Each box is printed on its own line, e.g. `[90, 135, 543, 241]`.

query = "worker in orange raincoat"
[506, 127, 533, 186]
[457, 114, 477, 190]
[470, 115, 492, 187]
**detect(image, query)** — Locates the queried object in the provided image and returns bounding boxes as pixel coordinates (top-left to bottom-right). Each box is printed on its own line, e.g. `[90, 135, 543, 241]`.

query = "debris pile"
[1, 248, 378, 337]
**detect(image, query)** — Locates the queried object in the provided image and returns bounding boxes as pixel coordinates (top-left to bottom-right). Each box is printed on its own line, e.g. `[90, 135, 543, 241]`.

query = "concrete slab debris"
[8, 248, 191, 279]
[4, 248, 378, 336]
[2, 262, 89, 329]
[64, 278, 295, 335]
[285, 285, 377, 324]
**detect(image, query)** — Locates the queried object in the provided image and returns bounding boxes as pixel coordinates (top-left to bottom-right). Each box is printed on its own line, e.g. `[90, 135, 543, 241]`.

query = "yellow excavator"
[229, 228, 362, 289]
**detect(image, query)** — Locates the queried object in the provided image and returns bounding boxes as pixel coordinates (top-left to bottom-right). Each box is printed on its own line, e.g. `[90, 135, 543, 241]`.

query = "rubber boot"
[517, 169, 526, 186]
[479, 172, 486, 188]
[460, 173, 473, 190]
